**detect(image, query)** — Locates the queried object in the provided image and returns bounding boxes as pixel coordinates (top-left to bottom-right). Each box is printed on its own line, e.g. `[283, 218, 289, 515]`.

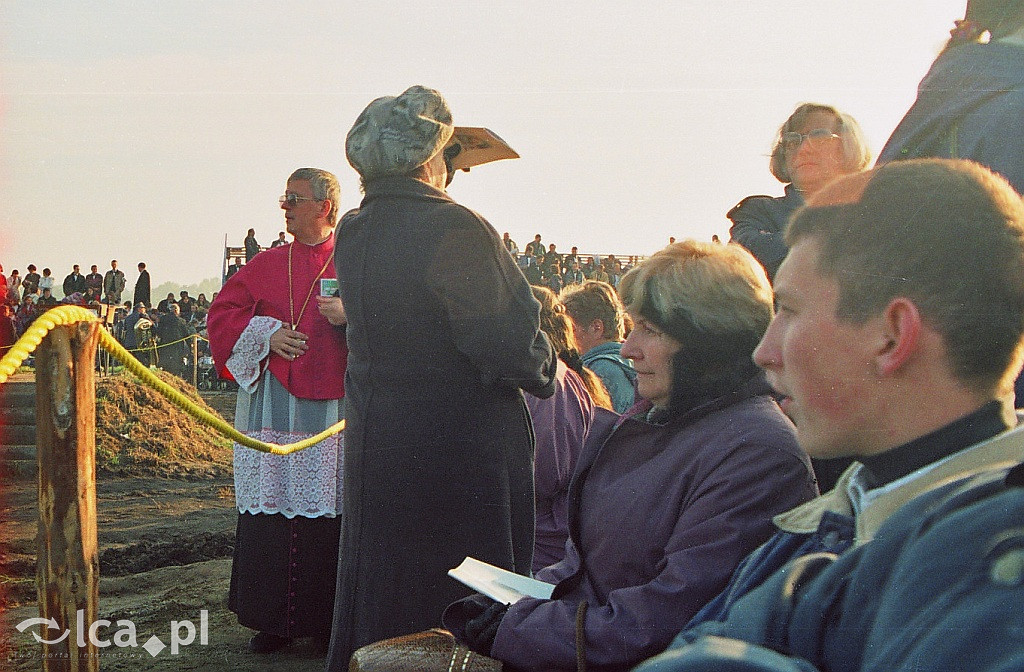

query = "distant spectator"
[157, 292, 177, 314]
[177, 291, 195, 322]
[226, 256, 244, 280]
[103, 259, 126, 305]
[562, 280, 637, 413]
[14, 294, 38, 336]
[562, 260, 584, 286]
[6, 270, 20, 306]
[63, 264, 86, 297]
[270, 231, 288, 248]
[21, 264, 40, 297]
[134, 262, 151, 308]
[0, 304, 16, 350]
[83, 288, 103, 311]
[563, 246, 580, 269]
[524, 233, 544, 258]
[196, 293, 211, 312]
[36, 288, 58, 308]
[156, 303, 193, 378]
[502, 232, 519, 256]
[522, 256, 542, 285]
[121, 303, 148, 351]
[543, 243, 562, 269]
[0, 265, 7, 306]
[546, 263, 563, 294]
[244, 228, 260, 262]
[38, 268, 54, 295]
[711, 234, 722, 243]
[85, 265, 103, 295]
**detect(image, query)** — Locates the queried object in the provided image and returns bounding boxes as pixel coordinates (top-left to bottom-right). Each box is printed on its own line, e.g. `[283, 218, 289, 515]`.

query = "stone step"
[0, 405, 37, 425]
[0, 381, 35, 402]
[0, 444, 36, 461]
[1, 424, 36, 446]
[3, 459, 37, 478]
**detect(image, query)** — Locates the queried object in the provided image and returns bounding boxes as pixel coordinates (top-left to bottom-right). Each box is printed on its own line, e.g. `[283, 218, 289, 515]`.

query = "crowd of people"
[203, 7, 1024, 667]
[10, 4, 1024, 671]
[0, 258, 215, 380]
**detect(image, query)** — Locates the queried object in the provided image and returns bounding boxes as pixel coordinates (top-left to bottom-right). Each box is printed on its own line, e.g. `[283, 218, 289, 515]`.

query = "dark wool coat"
[727, 184, 804, 283]
[326, 176, 556, 669]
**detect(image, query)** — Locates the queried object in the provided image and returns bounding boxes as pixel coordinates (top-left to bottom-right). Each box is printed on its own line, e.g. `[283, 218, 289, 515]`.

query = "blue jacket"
[633, 422, 1024, 672]
[582, 341, 636, 414]
[878, 41, 1024, 195]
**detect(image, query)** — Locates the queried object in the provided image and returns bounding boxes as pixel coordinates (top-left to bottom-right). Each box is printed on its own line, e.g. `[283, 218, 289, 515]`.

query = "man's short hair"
[787, 158, 1024, 395]
[289, 167, 341, 226]
[561, 280, 627, 341]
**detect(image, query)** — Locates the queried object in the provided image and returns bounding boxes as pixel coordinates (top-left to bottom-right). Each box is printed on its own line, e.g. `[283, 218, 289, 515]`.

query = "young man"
[635, 158, 1024, 671]
[63, 264, 86, 298]
[561, 279, 636, 413]
[133, 262, 151, 309]
[102, 259, 126, 305]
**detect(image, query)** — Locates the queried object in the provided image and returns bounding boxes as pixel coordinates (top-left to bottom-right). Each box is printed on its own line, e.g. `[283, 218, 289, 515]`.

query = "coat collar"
[774, 419, 1024, 544]
[360, 175, 454, 206]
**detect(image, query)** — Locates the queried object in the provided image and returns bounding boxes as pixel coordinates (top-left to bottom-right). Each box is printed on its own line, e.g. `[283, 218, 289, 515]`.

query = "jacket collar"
[774, 418, 1024, 544]
[360, 175, 454, 207]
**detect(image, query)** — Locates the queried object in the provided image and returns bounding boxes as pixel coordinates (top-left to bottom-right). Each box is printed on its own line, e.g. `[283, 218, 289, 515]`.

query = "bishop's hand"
[270, 326, 309, 361]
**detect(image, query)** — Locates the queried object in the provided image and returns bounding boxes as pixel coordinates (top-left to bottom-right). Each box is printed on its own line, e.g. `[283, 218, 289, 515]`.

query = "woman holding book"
[442, 240, 818, 671]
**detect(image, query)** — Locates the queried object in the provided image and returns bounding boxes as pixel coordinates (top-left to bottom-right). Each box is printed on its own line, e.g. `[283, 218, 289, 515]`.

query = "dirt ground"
[0, 389, 331, 671]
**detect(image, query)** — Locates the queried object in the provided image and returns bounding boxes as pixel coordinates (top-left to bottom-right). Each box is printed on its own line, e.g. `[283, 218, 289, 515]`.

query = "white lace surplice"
[227, 316, 344, 519]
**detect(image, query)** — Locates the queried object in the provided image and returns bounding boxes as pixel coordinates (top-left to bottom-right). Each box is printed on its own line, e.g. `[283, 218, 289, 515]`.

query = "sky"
[1, 1, 967, 288]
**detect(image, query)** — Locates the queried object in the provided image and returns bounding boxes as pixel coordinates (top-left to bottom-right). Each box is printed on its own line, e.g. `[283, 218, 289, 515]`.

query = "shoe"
[248, 632, 292, 654]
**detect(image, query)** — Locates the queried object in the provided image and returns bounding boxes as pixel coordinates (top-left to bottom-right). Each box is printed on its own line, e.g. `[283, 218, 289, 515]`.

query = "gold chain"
[288, 243, 334, 331]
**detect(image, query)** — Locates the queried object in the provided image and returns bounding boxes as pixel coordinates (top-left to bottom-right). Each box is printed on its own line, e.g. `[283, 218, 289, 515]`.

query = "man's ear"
[319, 199, 333, 219]
[875, 297, 922, 376]
[588, 318, 606, 339]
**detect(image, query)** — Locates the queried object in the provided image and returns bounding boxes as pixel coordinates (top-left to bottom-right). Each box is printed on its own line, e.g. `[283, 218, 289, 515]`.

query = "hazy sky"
[2, 1, 966, 287]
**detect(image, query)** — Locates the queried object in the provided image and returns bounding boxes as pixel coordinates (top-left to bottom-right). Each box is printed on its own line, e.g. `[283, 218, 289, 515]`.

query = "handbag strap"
[575, 600, 589, 672]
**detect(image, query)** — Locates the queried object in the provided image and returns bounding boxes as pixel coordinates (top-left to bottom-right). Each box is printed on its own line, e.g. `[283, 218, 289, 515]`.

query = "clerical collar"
[859, 400, 1011, 489]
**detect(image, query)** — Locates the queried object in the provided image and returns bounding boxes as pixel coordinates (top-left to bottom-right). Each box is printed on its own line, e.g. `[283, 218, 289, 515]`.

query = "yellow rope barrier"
[0, 305, 344, 455]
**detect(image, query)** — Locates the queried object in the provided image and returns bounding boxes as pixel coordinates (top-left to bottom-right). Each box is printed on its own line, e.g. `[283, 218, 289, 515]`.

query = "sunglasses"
[279, 194, 321, 206]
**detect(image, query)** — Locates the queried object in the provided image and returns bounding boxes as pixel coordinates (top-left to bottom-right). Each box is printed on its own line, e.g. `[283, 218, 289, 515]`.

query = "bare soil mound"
[95, 372, 233, 478]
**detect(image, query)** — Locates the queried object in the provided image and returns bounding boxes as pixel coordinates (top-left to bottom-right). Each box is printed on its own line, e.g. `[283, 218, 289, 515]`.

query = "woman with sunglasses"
[728, 103, 872, 282]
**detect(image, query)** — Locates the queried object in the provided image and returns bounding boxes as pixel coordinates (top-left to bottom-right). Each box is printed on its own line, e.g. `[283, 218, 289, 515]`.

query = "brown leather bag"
[348, 628, 503, 672]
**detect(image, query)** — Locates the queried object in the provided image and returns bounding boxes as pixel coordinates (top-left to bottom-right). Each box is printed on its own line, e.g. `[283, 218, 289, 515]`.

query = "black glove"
[463, 601, 509, 655]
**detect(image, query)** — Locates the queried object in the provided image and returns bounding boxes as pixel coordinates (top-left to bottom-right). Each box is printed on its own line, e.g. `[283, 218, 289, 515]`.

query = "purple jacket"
[446, 380, 817, 671]
[526, 360, 595, 572]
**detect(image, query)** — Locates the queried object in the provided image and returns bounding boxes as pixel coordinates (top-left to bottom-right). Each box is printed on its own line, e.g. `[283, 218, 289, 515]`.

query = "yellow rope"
[0, 305, 343, 455]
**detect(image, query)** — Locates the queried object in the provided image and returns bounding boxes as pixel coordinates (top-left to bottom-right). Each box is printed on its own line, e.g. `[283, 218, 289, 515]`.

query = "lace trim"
[234, 428, 344, 518]
[226, 316, 280, 393]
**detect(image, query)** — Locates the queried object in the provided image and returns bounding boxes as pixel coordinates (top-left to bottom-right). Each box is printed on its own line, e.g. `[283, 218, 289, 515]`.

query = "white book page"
[448, 556, 555, 605]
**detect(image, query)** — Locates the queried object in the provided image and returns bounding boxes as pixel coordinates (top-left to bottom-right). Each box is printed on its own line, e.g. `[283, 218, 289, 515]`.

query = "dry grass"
[95, 371, 233, 478]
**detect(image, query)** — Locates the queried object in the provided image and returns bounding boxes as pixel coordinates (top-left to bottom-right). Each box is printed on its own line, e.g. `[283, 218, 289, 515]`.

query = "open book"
[448, 557, 555, 605]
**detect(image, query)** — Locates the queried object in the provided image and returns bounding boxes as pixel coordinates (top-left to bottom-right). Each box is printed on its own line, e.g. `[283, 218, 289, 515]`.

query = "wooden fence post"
[36, 321, 101, 672]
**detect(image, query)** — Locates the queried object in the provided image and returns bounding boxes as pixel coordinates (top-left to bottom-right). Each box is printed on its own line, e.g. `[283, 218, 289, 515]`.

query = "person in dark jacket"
[443, 240, 817, 671]
[634, 159, 1024, 672]
[878, 0, 1024, 195]
[156, 303, 193, 378]
[133, 262, 151, 309]
[325, 85, 557, 670]
[728, 103, 871, 282]
[876, 0, 1024, 406]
